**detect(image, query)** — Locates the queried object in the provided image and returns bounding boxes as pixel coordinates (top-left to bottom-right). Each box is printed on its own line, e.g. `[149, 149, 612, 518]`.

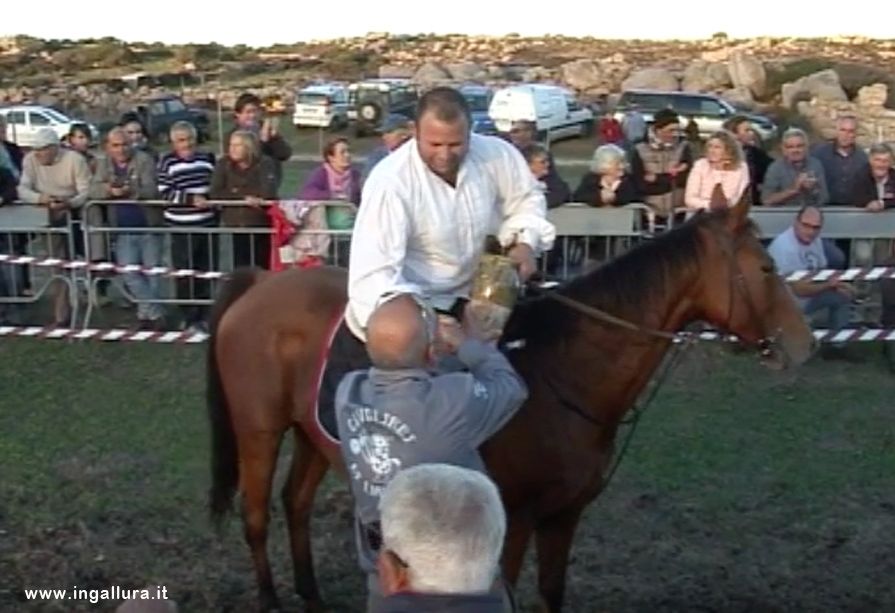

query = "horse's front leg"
[534, 506, 585, 613]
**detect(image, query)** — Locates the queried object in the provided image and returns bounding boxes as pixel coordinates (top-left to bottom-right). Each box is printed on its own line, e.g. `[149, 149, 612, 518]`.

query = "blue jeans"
[805, 289, 851, 332]
[115, 232, 163, 321]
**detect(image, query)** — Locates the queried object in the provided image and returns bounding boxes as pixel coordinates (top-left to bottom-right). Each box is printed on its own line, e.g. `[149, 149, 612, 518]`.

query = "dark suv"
[614, 90, 777, 141]
[347, 79, 418, 137]
[132, 95, 211, 143]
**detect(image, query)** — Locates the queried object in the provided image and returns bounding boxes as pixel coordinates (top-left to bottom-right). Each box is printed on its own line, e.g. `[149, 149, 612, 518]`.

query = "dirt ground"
[2, 340, 894, 612]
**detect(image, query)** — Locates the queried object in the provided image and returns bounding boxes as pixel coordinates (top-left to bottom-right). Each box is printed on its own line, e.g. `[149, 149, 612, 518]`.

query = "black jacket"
[0, 167, 17, 204]
[744, 144, 772, 205]
[572, 172, 640, 207]
[1, 141, 24, 173]
[852, 168, 895, 209]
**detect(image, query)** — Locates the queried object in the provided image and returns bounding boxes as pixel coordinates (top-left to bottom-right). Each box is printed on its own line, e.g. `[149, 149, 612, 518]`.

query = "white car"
[489, 84, 594, 144]
[293, 84, 350, 130]
[0, 105, 98, 148]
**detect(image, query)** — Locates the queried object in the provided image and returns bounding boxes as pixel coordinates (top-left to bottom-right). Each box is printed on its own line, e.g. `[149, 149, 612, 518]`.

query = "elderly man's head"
[377, 463, 506, 596]
[105, 127, 131, 165]
[32, 128, 60, 166]
[366, 294, 437, 370]
[869, 143, 893, 179]
[169, 121, 197, 159]
[381, 115, 412, 151]
[781, 128, 809, 163]
[835, 116, 858, 150]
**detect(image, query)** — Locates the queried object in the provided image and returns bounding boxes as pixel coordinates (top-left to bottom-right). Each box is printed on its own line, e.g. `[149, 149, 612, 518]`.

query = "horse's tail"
[207, 267, 262, 528]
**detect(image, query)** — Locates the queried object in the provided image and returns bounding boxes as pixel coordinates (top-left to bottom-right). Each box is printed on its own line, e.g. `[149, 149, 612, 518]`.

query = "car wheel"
[358, 102, 382, 125]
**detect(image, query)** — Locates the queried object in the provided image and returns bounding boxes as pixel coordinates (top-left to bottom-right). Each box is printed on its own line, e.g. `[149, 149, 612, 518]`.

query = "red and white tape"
[2, 252, 895, 284]
[0, 254, 225, 280]
[0, 326, 208, 343]
[1, 326, 894, 346]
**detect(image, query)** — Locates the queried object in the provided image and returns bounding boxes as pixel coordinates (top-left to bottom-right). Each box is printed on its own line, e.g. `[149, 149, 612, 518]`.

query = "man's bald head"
[366, 294, 435, 369]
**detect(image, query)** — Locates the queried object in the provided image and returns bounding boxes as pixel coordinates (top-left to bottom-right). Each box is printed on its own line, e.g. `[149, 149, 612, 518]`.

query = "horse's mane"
[504, 210, 736, 346]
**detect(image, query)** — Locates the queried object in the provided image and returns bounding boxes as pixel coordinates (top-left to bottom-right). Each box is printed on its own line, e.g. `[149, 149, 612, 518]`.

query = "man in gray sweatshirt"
[335, 293, 527, 610]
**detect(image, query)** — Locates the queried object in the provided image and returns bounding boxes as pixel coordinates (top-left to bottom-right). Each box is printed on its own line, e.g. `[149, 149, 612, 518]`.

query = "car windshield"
[463, 93, 490, 113]
[298, 93, 329, 105]
[42, 108, 70, 123]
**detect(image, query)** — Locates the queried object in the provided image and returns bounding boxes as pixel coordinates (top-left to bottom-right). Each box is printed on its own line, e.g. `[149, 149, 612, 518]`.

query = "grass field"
[1, 338, 895, 612]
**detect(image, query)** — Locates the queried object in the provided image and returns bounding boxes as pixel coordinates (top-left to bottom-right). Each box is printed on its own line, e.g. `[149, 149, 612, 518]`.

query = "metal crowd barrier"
[4, 199, 895, 329]
[0, 204, 80, 326]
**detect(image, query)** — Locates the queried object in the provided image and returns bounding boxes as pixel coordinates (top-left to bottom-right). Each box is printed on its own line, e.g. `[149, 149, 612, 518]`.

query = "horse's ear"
[726, 187, 752, 232]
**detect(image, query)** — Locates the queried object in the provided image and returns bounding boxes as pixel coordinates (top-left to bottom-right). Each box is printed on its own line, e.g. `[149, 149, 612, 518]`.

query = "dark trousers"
[232, 232, 271, 270]
[171, 230, 218, 326]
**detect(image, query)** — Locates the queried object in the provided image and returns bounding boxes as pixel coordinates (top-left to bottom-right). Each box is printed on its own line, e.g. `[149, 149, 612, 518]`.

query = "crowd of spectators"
[1, 94, 894, 342]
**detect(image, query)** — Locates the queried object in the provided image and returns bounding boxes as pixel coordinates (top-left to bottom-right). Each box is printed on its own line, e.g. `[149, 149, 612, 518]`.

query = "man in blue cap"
[361, 114, 413, 183]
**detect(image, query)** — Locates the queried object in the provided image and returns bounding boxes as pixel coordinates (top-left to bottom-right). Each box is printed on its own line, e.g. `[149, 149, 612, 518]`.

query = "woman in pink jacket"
[684, 130, 750, 210]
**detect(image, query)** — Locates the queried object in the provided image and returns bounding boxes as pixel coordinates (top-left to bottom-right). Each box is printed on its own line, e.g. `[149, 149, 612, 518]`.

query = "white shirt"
[346, 133, 556, 340]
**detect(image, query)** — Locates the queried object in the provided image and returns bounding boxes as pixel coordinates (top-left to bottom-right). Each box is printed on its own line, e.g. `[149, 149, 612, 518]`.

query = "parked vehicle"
[347, 78, 418, 137]
[614, 90, 777, 141]
[131, 95, 211, 144]
[458, 84, 497, 135]
[0, 105, 98, 148]
[488, 84, 594, 143]
[293, 83, 350, 130]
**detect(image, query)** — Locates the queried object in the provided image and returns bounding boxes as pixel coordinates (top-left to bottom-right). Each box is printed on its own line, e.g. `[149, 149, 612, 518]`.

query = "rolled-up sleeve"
[494, 141, 556, 253]
[347, 176, 422, 331]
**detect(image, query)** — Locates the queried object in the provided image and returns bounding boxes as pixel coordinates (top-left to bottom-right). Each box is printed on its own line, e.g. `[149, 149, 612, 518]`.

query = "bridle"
[543, 225, 780, 356]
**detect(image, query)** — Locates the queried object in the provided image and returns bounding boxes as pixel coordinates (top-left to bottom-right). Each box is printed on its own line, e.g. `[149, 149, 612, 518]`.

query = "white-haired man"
[374, 463, 507, 613]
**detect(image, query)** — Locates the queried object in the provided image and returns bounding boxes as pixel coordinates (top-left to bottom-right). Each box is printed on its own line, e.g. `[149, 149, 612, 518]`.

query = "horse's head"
[695, 195, 817, 369]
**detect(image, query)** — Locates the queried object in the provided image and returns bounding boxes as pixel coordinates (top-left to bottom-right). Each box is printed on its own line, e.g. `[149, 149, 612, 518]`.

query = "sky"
[3, 0, 889, 47]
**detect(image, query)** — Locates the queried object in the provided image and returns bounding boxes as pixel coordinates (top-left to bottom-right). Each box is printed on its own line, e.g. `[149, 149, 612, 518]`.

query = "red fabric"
[266, 203, 325, 272]
[599, 117, 624, 144]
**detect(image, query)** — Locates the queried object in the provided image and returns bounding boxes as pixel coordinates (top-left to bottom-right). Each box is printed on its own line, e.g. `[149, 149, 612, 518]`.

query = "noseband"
[718, 231, 779, 358]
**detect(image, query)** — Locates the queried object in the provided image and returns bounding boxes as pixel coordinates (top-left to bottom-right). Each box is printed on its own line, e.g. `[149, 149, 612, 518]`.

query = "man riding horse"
[318, 86, 556, 429]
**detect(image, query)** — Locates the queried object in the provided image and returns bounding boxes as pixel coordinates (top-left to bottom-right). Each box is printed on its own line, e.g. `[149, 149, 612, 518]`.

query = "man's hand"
[38, 193, 53, 206]
[829, 278, 855, 298]
[109, 185, 131, 198]
[245, 196, 265, 209]
[866, 200, 885, 212]
[260, 118, 274, 142]
[435, 315, 465, 355]
[507, 242, 537, 282]
[193, 195, 210, 209]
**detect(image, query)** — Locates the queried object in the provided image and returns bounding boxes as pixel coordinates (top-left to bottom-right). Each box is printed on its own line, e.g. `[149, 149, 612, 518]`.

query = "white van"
[488, 85, 594, 143]
[292, 83, 349, 129]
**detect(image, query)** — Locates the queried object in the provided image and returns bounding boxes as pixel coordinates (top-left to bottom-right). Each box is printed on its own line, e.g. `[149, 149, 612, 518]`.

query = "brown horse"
[206, 198, 816, 612]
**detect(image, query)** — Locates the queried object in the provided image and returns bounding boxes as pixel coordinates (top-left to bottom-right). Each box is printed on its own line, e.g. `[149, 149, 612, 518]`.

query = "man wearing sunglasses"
[768, 205, 857, 360]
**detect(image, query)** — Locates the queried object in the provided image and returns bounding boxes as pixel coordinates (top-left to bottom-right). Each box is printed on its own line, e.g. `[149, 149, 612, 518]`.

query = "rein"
[530, 222, 776, 487]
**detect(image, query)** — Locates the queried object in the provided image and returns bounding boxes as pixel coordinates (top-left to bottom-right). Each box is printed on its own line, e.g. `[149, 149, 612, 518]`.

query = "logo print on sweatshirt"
[344, 406, 417, 498]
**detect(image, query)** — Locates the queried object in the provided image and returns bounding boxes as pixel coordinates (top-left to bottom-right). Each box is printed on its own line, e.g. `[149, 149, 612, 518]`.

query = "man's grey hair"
[169, 120, 197, 141]
[781, 127, 808, 144]
[591, 144, 627, 174]
[869, 143, 893, 158]
[379, 463, 506, 594]
[105, 126, 127, 144]
[836, 115, 858, 128]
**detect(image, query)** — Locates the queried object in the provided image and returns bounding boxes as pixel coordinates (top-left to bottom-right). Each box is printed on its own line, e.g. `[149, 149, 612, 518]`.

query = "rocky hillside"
[2, 33, 895, 143]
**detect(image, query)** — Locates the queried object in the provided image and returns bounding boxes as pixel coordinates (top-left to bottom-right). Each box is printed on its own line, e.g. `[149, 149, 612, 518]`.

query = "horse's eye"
[761, 264, 775, 275]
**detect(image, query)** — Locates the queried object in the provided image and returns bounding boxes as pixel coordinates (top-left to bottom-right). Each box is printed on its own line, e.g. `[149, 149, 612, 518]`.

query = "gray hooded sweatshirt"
[335, 339, 527, 573]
